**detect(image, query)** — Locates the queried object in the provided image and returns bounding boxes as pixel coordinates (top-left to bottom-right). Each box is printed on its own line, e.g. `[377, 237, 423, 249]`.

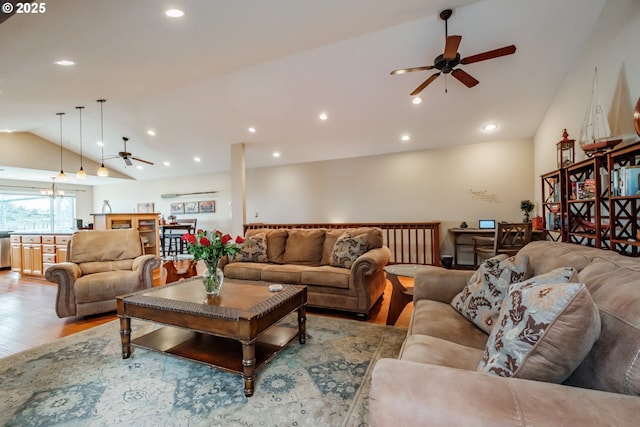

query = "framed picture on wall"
[137, 202, 155, 213]
[198, 200, 215, 213]
[170, 202, 185, 215]
[185, 201, 198, 214]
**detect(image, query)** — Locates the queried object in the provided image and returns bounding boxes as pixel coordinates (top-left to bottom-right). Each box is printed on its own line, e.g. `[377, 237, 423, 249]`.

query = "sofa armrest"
[132, 255, 162, 288]
[413, 267, 474, 304]
[370, 359, 640, 427]
[45, 262, 82, 318]
[352, 246, 391, 275]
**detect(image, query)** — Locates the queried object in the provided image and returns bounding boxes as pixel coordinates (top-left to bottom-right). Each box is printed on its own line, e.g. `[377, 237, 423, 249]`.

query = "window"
[0, 192, 76, 231]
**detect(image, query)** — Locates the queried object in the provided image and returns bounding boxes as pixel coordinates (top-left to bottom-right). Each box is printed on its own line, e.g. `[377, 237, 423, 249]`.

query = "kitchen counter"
[9, 230, 77, 235]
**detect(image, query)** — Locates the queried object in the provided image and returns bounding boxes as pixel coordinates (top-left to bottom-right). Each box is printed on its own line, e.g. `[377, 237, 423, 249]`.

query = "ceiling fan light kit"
[391, 8, 516, 97]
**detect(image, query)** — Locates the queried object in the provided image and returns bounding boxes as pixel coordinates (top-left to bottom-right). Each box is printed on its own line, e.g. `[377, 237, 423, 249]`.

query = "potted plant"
[520, 200, 535, 223]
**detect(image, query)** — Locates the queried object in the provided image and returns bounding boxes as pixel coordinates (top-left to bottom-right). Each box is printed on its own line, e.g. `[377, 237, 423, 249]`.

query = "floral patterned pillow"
[451, 254, 529, 333]
[330, 232, 368, 269]
[230, 233, 268, 263]
[478, 278, 600, 383]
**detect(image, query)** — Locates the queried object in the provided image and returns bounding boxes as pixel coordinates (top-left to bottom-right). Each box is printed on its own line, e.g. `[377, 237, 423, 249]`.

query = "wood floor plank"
[0, 269, 412, 358]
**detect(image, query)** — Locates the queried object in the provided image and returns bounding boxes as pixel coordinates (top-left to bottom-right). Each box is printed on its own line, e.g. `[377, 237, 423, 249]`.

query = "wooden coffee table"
[116, 277, 307, 396]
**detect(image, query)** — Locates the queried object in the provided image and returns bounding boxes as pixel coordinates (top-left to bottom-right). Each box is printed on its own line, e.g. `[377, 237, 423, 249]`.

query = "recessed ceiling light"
[401, 134, 410, 142]
[136, 165, 144, 170]
[319, 112, 328, 121]
[194, 157, 201, 162]
[482, 123, 498, 132]
[248, 127, 256, 133]
[96, 141, 104, 146]
[147, 130, 156, 136]
[165, 9, 184, 18]
[273, 152, 280, 158]
[412, 97, 423, 105]
[0, 129, 14, 133]
[54, 60, 75, 66]
[163, 161, 170, 166]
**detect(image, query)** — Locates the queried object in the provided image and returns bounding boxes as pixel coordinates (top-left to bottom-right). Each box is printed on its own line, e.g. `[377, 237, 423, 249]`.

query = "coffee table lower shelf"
[131, 325, 299, 375]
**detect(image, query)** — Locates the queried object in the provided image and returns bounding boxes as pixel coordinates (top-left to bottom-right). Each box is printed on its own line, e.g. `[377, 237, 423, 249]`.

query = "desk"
[160, 223, 192, 257]
[449, 228, 494, 269]
[449, 227, 544, 268]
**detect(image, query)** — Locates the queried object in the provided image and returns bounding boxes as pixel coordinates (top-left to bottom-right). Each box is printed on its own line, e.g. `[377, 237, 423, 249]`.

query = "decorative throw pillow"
[451, 254, 529, 333]
[230, 233, 268, 263]
[478, 281, 600, 383]
[330, 232, 368, 269]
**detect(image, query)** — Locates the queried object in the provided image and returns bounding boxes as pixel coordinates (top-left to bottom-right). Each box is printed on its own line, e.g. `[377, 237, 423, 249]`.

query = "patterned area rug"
[0, 314, 405, 426]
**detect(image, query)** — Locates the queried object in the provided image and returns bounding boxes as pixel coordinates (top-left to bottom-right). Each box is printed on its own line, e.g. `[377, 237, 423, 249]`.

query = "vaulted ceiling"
[0, 0, 606, 183]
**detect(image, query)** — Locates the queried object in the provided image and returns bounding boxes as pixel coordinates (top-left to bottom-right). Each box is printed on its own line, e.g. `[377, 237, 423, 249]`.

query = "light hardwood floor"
[0, 269, 413, 358]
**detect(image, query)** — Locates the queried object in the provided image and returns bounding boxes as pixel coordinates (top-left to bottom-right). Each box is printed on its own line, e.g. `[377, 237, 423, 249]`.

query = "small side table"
[384, 264, 432, 325]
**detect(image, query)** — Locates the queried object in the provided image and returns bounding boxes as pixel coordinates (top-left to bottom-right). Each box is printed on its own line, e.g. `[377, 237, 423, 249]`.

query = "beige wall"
[534, 0, 640, 199]
[90, 138, 534, 258]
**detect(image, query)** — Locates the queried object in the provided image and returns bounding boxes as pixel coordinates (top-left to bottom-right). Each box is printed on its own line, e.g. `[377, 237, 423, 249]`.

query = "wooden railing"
[244, 222, 441, 265]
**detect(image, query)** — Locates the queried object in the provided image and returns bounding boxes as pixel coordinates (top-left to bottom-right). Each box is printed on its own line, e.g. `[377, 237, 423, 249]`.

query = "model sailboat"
[579, 68, 622, 157]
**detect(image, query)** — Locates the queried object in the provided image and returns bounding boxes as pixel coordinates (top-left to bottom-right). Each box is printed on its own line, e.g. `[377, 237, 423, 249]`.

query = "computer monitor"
[478, 219, 496, 229]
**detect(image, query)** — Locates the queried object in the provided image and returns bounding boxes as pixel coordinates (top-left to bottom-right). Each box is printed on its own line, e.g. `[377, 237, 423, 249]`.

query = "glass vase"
[202, 258, 224, 296]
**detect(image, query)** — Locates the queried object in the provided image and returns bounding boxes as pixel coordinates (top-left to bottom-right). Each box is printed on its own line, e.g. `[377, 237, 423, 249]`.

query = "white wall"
[534, 0, 640, 200]
[90, 138, 534, 257]
[247, 138, 534, 256]
[91, 172, 232, 233]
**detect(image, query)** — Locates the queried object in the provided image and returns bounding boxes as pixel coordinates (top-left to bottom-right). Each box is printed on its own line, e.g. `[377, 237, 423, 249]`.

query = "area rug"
[0, 314, 406, 426]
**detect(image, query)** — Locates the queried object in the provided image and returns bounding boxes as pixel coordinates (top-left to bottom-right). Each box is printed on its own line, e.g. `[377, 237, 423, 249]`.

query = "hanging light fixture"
[76, 106, 87, 179]
[96, 99, 109, 177]
[56, 112, 67, 181]
[41, 177, 65, 198]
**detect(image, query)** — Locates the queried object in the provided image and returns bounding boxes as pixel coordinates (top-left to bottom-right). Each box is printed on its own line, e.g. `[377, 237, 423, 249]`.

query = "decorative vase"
[102, 200, 112, 213]
[523, 212, 531, 223]
[202, 258, 224, 295]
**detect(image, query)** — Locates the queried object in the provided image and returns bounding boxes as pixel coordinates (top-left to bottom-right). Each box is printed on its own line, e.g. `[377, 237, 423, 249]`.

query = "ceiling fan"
[390, 8, 516, 96]
[105, 137, 154, 166]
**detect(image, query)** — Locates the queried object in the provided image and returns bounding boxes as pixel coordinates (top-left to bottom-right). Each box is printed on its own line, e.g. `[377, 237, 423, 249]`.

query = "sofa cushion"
[330, 231, 368, 268]
[79, 259, 134, 275]
[301, 266, 350, 289]
[451, 254, 530, 333]
[70, 229, 142, 263]
[478, 281, 600, 383]
[410, 300, 489, 350]
[283, 229, 325, 266]
[247, 229, 288, 264]
[261, 264, 307, 284]
[401, 334, 484, 370]
[74, 270, 141, 303]
[321, 229, 345, 265]
[231, 232, 268, 263]
[223, 262, 266, 281]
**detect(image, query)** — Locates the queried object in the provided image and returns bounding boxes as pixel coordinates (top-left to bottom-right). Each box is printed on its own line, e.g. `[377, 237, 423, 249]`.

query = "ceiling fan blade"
[451, 69, 479, 88]
[443, 35, 462, 61]
[390, 65, 435, 75]
[461, 44, 516, 65]
[410, 72, 441, 96]
[123, 157, 133, 166]
[132, 157, 154, 165]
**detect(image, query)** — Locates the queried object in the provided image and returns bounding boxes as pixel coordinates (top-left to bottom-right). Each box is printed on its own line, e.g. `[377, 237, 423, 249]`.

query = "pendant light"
[96, 99, 109, 177]
[56, 112, 67, 181]
[76, 106, 87, 179]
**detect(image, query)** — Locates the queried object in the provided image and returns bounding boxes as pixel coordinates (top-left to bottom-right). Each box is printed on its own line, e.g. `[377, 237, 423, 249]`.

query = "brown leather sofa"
[221, 227, 390, 318]
[370, 241, 640, 426]
[45, 229, 161, 318]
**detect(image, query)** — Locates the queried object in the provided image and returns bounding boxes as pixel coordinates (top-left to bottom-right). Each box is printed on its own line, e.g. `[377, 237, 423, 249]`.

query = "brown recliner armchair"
[45, 229, 161, 318]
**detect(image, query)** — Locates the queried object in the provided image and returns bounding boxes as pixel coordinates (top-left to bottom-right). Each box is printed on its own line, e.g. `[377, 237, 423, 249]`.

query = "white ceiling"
[0, 0, 606, 183]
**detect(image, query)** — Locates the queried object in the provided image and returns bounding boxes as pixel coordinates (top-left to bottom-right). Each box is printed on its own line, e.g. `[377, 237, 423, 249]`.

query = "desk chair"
[473, 222, 532, 269]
